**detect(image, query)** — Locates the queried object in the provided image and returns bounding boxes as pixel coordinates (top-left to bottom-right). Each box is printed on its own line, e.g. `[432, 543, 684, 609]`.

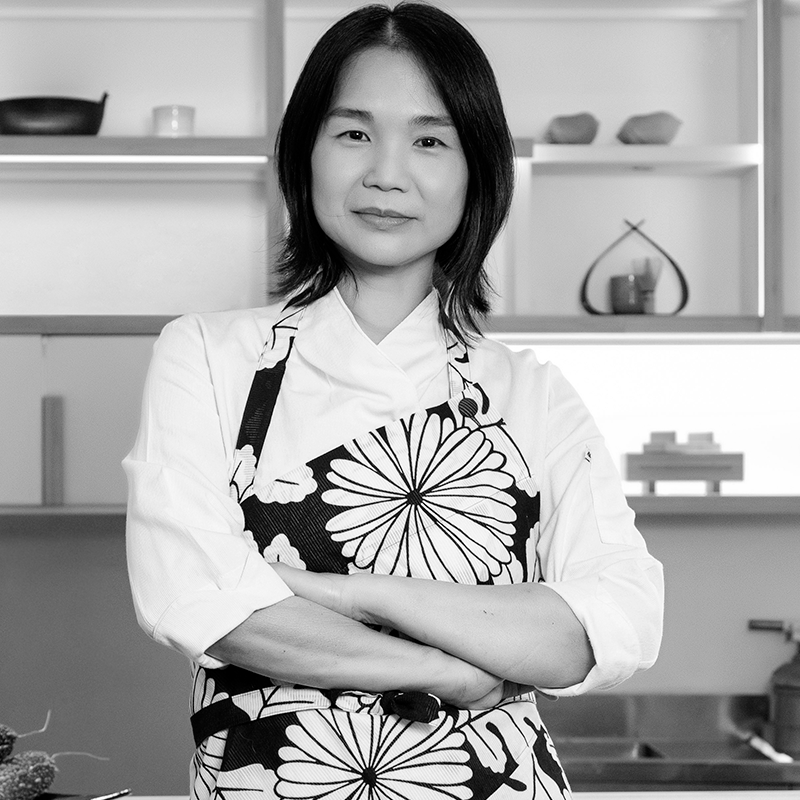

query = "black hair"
[273, 1, 515, 343]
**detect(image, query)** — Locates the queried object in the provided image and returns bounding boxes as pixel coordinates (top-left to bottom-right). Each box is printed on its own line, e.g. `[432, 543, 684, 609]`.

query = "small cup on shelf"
[152, 104, 195, 137]
[609, 274, 644, 314]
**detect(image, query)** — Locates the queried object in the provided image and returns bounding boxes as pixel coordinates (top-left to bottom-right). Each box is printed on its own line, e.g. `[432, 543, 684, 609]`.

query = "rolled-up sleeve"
[536, 365, 664, 695]
[123, 315, 293, 668]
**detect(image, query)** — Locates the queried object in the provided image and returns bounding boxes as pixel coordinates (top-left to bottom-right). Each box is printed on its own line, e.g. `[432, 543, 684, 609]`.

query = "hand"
[422, 651, 504, 710]
[461, 680, 506, 709]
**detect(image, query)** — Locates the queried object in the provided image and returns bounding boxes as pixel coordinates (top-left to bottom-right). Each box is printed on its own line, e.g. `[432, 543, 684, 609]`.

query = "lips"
[355, 207, 412, 219]
[353, 207, 414, 230]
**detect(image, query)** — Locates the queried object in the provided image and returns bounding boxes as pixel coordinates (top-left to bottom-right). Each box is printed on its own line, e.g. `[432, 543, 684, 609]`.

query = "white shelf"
[0, 139, 761, 180]
[0, 136, 269, 180]
[0, 503, 126, 515]
[512, 140, 762, 175]
[487, 314, 765, 334]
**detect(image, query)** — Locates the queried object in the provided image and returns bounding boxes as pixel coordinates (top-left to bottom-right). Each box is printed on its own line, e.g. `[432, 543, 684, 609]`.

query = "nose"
[362, 141, 409, 192]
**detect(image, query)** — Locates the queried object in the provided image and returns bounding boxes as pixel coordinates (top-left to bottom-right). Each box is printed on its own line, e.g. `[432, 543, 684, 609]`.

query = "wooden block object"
[41, 395, 64, 506]
[625, 451, 744, 495]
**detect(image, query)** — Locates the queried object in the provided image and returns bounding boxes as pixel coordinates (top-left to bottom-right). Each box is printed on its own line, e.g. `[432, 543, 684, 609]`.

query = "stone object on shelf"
[617, 111, 682, 144]
[544, 112, 599, 144]
[625, 431, 743, 494]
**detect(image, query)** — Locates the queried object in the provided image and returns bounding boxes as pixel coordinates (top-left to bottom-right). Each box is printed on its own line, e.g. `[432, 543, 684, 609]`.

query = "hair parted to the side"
[273, 1, 515, 344]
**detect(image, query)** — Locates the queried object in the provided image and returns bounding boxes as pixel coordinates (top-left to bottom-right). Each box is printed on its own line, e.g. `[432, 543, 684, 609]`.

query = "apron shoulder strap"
[234, 306, 302, 460]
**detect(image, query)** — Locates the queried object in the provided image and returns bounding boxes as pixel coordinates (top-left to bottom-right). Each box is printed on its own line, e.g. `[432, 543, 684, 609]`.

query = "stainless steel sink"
[554, 737, 780, 762]
[554, 738, 667, 760]
[538, 694, 800, 790]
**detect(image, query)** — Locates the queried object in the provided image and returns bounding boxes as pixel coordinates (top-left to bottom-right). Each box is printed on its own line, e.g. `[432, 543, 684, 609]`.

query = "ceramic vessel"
[0, 92, 108, 135]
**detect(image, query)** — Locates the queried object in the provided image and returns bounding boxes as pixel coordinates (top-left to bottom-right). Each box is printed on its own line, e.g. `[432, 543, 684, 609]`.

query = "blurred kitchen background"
[1, 0, 799, 795]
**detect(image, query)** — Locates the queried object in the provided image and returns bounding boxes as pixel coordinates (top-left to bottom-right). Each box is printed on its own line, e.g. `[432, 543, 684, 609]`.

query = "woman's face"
[311, 47, 469, 283]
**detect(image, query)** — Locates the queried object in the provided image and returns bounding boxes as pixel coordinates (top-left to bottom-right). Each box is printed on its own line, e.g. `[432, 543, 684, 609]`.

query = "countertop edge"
[627, 495, 800, 517]
[2, 496, 800, 524]
[119, 794, 800, 800]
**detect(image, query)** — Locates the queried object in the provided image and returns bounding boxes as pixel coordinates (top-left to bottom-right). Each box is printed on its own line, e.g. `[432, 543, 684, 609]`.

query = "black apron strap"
[235, 336, 294, 460]
[191, 696, 253, 748]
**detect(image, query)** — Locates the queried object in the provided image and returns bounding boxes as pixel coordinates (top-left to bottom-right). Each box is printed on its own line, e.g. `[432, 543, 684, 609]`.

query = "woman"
[124, 4, 664, 800]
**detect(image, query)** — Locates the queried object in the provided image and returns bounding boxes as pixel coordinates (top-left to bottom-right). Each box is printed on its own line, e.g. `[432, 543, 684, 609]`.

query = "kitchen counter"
[122, 793, 800, 800]
[3, 495, 799, 532]
[538, 695, 800, 792]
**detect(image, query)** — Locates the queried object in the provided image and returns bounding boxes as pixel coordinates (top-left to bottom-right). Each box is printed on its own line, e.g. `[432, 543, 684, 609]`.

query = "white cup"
[153, 105, 195, 137]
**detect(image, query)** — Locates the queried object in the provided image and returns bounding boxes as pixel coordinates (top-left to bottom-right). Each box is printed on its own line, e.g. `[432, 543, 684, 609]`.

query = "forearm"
[206, 595, 500, 706]
[273, 567, 594, 689]
[358, 576, 594, 689]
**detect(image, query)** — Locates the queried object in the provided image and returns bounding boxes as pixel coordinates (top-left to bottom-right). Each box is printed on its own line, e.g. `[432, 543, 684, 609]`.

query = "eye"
[340, 130, 369, 142]
[416, 136, 444, 148]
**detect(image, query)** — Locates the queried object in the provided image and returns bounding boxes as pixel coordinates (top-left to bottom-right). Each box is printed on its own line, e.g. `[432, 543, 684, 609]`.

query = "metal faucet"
[748, 619, 800, 642]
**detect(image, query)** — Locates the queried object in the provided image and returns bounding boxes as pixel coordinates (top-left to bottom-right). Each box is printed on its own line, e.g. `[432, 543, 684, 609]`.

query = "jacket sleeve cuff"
[150, 551, 294, 668]
[537, 575, 645, 696]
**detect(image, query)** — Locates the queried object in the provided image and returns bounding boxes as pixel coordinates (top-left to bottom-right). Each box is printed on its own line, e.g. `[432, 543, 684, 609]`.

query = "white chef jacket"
[124, 288, 664, 696]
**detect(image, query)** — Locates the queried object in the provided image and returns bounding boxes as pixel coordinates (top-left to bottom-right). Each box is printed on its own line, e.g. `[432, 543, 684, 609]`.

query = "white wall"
[3, 335, 797, 505]
[0, 6, 267, 136]
[498, 338, 800, 496]
[0, 3, 270, 318]
[618, 512, 800, 695]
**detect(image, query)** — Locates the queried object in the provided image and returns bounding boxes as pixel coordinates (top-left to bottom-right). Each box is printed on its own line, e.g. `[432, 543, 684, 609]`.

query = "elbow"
[537, 559, 664, 695]
[511, 587, 597, 689]
[532, 633, 595, 690]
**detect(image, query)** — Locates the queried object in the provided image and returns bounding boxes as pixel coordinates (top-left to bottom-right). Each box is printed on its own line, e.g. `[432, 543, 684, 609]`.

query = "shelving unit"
[0, 0, 793, 333]
[0, 0, 284, 322]
[459, 0, 782, 332]
[0, 0, 797, 507]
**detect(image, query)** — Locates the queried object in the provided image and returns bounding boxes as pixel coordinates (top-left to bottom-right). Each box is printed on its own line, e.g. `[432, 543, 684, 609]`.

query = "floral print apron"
[188, 307, 572, 800]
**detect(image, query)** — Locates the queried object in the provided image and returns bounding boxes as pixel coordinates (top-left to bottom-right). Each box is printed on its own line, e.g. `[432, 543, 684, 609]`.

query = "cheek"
[310, 144, 344, 220]
[435, 162, 469, 226]
[310, 152, 329, 218]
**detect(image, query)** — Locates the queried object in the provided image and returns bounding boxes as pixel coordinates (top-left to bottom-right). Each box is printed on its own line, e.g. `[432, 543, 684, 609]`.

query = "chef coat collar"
[294, 287, 447, 394]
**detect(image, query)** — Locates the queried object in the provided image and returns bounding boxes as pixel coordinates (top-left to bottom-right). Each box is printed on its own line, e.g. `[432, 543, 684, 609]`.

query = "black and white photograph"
[1, 2, 799, 800]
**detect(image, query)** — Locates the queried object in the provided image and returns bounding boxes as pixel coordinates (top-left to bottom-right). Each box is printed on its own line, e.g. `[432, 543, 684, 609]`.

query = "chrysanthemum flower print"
[262, 533, 306, 569]
[255, 464, 317, 504]
[323, 412, 517, 582]
[192, 667, 230, 709]
[216, 762, 279, 800]
[229, 444, 257, 502]
[276, 710, 472, 800]
[190, 729, 227, 800]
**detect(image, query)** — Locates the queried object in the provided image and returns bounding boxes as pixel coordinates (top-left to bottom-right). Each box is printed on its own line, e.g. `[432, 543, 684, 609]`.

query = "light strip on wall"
[0, 155, 268, 165]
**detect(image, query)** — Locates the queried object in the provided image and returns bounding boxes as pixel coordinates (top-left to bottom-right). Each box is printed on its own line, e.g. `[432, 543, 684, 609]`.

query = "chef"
[124, 4, 664, 799]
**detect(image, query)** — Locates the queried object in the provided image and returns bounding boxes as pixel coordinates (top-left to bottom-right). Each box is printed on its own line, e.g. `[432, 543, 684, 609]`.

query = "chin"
[341, 247, 434, 275]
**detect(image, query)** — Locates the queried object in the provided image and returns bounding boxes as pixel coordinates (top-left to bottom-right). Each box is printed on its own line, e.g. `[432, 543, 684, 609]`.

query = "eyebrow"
[325, 107, 455, 128]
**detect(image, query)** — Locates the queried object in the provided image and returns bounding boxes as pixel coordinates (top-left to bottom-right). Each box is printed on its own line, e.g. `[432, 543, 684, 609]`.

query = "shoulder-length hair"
[273, 1, 515, 343]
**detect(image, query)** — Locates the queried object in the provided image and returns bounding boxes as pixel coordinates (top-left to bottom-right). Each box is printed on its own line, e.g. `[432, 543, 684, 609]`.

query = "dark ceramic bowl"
[0, 92, 108, 135]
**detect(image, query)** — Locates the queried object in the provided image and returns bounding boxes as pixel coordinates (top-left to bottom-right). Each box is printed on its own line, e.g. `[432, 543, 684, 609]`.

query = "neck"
[338, 268, 434, 343]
